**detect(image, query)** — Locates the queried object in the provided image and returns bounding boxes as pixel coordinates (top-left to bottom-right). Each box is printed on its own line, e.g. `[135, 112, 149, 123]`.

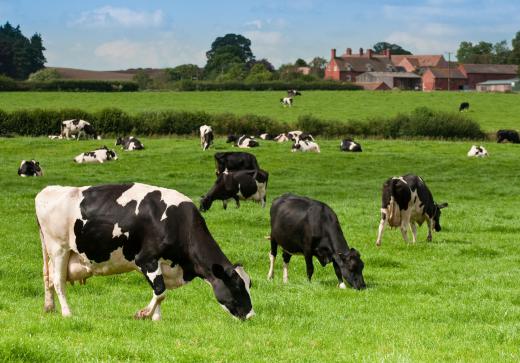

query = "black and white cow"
[267, 194, 366, 289]
[496, 129, 520, 144]
[340, 139, 362, 152]
[74, 146, 118, 164]
[274, 133, 290, 142]
[227, 135, 259, 148]
[214, 152, 260, 175]
[61, 119, 99, 140]
[259, 133, 276, 141]
[35, 183, 254, 320]
[200, 169, 269, 212]
[291, 139, 321, 153]
[375, 174, 448, 246]
[287, 89, 301, 97]
[200, 125, 214, 151]
[18, 160, 43, 177]
[280, 97, 293, 107]
[467, 145, 488, 157]
[116, 136, 144, 151]
[459, 102, 470, 112]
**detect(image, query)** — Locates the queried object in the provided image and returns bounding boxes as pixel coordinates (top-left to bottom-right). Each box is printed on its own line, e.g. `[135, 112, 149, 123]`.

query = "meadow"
[0, 90, 519, 131]
[0, 135, 519, 362]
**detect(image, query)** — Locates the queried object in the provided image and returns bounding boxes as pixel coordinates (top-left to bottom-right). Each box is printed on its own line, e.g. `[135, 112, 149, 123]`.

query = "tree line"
[456, 32, 520, 65]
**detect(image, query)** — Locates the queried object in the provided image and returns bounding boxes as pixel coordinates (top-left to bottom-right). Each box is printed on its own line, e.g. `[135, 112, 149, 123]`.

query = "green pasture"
[0, 136, 519, 362]
[0, 90, 519, 131]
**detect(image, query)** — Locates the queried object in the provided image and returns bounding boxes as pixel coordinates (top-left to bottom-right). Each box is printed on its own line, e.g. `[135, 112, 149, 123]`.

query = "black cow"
[35, 183, 254, 320]
[18, 160, 43, 177]
[200, 169, 269, 212]
[214, 152, 260, 175]
[375, 174, 448, 246]
[459, 102, 470, 112]
[287, 89, 301, 97]
[496, 129, 520, 144]
[267, 194, 366, 290]
[116, 136, 144, 151]
[340, 139, 362, 152]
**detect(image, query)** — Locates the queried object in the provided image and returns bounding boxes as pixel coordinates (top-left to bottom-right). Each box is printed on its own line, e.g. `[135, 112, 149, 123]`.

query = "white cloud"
[72, 6, 164, 28]
[245, 20, 263, 30]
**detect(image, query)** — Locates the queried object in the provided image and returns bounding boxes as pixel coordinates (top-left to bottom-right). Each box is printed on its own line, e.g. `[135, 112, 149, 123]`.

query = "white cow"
[291, 139, 321, 153]
[199, 125, 214, 151]
[74, 146, 118, 164]
[61, 119, 99, 140]
[467, 145, 488, 157]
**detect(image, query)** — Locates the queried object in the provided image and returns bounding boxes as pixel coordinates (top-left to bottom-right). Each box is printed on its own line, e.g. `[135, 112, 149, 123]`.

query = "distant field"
[1, 136, 519, 361]
[0, 91, 519, 131]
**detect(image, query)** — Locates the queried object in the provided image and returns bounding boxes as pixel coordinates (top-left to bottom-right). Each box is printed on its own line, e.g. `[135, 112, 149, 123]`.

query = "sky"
[1, 0, 520, 70]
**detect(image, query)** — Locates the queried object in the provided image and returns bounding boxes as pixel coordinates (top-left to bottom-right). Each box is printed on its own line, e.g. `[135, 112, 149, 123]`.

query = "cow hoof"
[267, 274, 273, 280]
[375, 242, 381, 247]
[61, 310, 72, 318]
[339, 282, 347, 289]
[134, 309, 151, 320]
[44, 304, 55, 313]
[152, 314, 161, 321]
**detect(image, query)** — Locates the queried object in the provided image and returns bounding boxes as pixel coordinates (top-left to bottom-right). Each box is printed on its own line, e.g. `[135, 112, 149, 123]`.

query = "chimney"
[367, 49, 373, 58]
[331, 48, 337, 59]
[346, 48, 352, 56]
[359, 48, 364, 56]
[384, 49, 391, 59]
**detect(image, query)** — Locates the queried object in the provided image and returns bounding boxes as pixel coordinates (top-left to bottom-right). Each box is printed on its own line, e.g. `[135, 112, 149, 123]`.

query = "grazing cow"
[375, 174, 448, 246]
[61, 119, 99, 140]
[199, 125, 214, 151]
[280, 97, 293, 107]
[35, 183, 254, 320]
[74, 146, 118, 164]
[214, 152, 260, 175]
[18, 160, 43, 177]
[116, 136, 144, 151]
[267, 194, 366, 289]
[467, 145, 488, 157]
[287, 89, 301, 97]
[292, 139, 321, 153]
[200, 169, 269, 212]
[274, 133, 290, 142]
[459, 102, 470, 112]
[496, 129, 520, 144]
[340, 139, 362, 152]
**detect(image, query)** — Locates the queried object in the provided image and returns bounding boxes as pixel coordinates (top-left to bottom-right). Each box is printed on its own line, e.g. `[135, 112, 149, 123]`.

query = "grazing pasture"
[0, 90, 519, 131]
[0, 136, 519, 361]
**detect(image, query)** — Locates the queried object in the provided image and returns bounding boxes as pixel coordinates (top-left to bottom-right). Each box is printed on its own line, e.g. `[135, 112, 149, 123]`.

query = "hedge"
[168, 80, 362, 91]
[0, 107, 486, 140]
[0, 79, 138, 92]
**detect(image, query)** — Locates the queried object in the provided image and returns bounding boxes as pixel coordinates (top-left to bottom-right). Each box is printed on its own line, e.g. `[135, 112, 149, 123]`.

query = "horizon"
[1, 0, 520, 71]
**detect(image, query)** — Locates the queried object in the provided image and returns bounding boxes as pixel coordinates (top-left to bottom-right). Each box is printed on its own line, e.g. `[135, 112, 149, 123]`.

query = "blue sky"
[1, 0, 519, 70]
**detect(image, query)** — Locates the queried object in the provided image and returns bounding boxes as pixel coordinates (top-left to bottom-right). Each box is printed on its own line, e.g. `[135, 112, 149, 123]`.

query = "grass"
[0, 136, 520, 362]
[0, 90, 519, 132]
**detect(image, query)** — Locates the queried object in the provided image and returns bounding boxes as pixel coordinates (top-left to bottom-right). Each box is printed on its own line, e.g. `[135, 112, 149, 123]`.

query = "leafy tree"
[247, 58, 275, 72]
[166, 64, 203, 81]
[373, 42, 412, 55]
[28, 68, 61, 81]
[215, 63, 247, 81]
[510, 31, 520, 65]
[457, 41, 497, 63]
[492, 40, 511, 64]
[205, 34, 254, 79]
[309, 56, 327, 78]
[245, 63, 273, 82]
[132, 70, 152, 90]
[294, 58, 308, 67]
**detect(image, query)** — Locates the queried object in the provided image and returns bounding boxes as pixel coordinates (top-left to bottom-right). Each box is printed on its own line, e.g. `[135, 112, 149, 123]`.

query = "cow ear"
[212, 264, 228, 280]
[438, 202, 448, 209]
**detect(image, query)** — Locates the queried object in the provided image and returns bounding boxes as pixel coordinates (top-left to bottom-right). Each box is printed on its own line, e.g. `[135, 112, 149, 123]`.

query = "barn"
[421, 67, 467, 91]
[476, 78, 520, 93]
[356, 71, 422, 90]
[459, 64, 519, 90]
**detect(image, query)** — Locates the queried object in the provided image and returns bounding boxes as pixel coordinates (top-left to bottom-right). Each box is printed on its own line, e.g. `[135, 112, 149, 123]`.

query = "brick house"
[391, 55, 448, 73]
[422, 67, 467, 91]
[458, 64, 519, 89]
[356, 71, 422, 90]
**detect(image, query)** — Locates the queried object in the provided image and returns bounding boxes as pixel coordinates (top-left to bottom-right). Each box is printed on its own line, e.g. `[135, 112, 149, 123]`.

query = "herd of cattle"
[15, 114, 520, 322]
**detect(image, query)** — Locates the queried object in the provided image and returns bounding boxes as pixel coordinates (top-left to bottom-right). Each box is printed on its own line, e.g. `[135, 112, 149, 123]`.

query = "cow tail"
[37, 217, 52, 290]
[387, 179, 401, 227]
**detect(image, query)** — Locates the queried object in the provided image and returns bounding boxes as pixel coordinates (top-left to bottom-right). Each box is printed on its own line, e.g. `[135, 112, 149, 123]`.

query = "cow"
[375, 174, 448, 246]
[61, 119, 99, 140]
[291, 139, 321, 153]
[340, 139, 362, 152]
[496, 129, 520, 144]
[200, 125, 214, 151]
[459, 102, 470, 112]
[287, 89, 301, 97]
[294, 133, 315, 143]
[35, 183, 254, 320]
[214, 152, 260, 175]
[280, 97, 293, 107]
[18, 160, 43, 177]
[227, 135, 259, 148]
[116, 136, 144, 151]
[200, 169, 268, 212]
[48, 135, 64, 140]
[259, 133, 276, 141]
[267, 194, 366, 290]
[74, 146, 118, 164]
[274, 133, 290, 142]
[467, 145, 488, 157]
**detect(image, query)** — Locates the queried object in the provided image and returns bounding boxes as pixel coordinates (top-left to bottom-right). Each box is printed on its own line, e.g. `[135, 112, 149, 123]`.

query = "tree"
[294, 58, 307, 67]
[28, 68, 61, 82]
[132, 71, 152, 90]
[309, 56, 327, 78]
[247, 58, 275, 72]
[245, 63, 273, 82]
[373, 42, 412, 55]
[215, 63, 247, 81]
[510, 31, 520, 65]
[166, 64, 203, 81]
[205, 34, 254, 79]
[456, 41, 498, 64]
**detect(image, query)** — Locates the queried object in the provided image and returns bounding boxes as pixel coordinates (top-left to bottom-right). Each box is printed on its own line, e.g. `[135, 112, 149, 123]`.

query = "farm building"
[459, 64, 519, 89]
[421, 67, 467, 91]
[391, 55, 448, 73]
[356, 71, 421, 90]
[476, 78, 520, 92]
[355, 81, 391, 90]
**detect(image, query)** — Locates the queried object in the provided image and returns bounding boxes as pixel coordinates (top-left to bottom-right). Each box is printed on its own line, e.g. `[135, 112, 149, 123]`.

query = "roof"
[360, 71, 421, 79]
[391, 55, 447, 68]
[332, 56, 394, 72]
[477, 78, 519, 85]
[355, 81, 391, 90]
[460, 64, 518, 74]
[426, 67, 467, 79]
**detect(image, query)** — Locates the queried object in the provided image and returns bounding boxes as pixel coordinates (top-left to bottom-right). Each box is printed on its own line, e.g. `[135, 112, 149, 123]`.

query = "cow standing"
[375, 174, 448, 246]
[280, 97, 293, 107]
[214, 152, 260, 175]
[267, 194, 366, 289]
[18, 160, 43, 177]
[287, 90, 301, 97]
[496, 129, 520, 144]
[35, 183, 254, 320]
[459, 102, 470, 112]
[200, 125, 214, 151]
[340, 139, 362, 152]
[116, 136, 144, 151]
[61, 119, 99, 140]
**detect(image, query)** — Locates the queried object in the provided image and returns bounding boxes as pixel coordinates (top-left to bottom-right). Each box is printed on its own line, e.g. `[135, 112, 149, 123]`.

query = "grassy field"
[0, 136, 519, 362]
[0, 91, 519, 131]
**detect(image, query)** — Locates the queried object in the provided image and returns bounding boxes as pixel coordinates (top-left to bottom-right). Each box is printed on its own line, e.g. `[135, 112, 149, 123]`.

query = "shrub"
[28, 68, 61, 82]
[0, 75, 18, 91]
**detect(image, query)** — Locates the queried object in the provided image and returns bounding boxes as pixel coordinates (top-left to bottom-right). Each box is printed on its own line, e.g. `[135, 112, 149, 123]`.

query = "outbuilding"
[476, 78, 520, 93]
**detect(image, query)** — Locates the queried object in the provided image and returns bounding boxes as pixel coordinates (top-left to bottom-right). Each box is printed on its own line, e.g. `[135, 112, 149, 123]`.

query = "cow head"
[337, 248, 366, 290]
[211, 264, 254, 320]
[432, 202, 448, 232]
[291, 142, 301, 152]
[18, 160, 43, 177]
[115, 137, 123, 146]
[199, 195, 213, 212]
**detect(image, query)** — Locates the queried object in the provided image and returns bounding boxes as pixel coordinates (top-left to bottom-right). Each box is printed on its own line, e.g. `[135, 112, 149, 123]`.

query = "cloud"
[72, 6, 164, 28]
[385, 31, 458, 54]
[245, 20, 263, 30]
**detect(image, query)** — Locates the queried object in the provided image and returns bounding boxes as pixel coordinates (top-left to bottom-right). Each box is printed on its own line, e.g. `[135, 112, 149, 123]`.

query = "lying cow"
[274, 133, 290, 142]
[259, 133, 276, 140]
[18, 160, 43, 177]
[496, 129, 520, 144]
[280, 97, 293, 107]
[291, 139, 321, 153]
[35, 183, 254, 320]
[267, 194, 366, 289]
[74, 146, 118, 164]
[214, 152, 260, 175]
[200, 125, 214, 151]
[459, 102, 470, 112]
[116, 136, 144, 151]
[61, 119, 99, 140]
[200, 169, 269, 212]
[227, 135, 259, 148]
[375, 174, 448, 246]
[340, 139, 362, 152]
[467, 145, 488, 157]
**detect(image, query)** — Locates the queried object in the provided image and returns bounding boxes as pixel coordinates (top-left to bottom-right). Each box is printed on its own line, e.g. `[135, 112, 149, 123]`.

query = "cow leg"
[400, 224, 409, 243]
[267, 239, 277, 280]
[40, 234, 55, 312]
[50, 249, 72, 317]
[138, 293, 166, 321]
[426, 220, 433, 242]
[234, 196, 240, 208]
[332, 261, 346, 289]
[410, 223, 418, 243]
[375, 210, 386, 246]
[222, 200, 227, 209]
[282, 252, 291, 283]
[304, 253, 314, 282]
[135, 259, 166, 320]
